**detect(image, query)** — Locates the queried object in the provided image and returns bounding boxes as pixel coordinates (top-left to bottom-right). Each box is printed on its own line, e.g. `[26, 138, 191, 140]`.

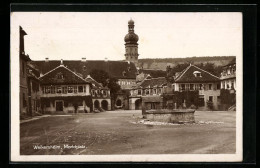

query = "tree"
[107, 77, 121, 100]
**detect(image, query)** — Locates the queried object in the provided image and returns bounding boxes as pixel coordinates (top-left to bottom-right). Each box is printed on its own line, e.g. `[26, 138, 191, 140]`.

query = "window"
[181, 84, 185, 91]
[227, 84, 230, 89]
[103, 90, 107, 97]
[209, 84, 212, 90]
[231, 82, 234, 89]
[83, 66, 87, 71]
[45, 86, 51, 94]
[62, 86, 67, 94]
[199, 84, 204, 90]
[190, 84, 194, 90]
[138, 89, 142, 95]
[209, 96, 213, 102]
[56, 86, 62, 94]
[83, 86, 86, 93]
[217, 84, 220, 90]
[68, 86, 73, 93]
[193, 71, 201, 77]
[22, 62, 25, 76]
[146, 89, 150, 95]
[153, 89, 157, 94]
[158, 88, 162, 94]
[91, 90, 95, 96]
[78, 86, 83, 93]
[74, 86, 77, 93]
[22, 93, 27, 107]
[122, 71, 126, 77]
[56, 73, 64, 79]
[51, 86, 56, 94]
[31, 81, 38, 93]
[195, 84, 199, 90]
[34, 100, 37, 111]
[97, 90, 100, 96]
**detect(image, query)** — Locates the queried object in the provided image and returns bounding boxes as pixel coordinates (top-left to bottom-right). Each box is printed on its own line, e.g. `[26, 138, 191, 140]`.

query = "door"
[56, 101, 63, 111]
[101, 100, 108, 110]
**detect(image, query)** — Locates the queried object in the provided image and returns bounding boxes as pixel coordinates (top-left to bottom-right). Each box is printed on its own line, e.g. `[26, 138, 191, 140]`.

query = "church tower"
[124, 19, 139, 67]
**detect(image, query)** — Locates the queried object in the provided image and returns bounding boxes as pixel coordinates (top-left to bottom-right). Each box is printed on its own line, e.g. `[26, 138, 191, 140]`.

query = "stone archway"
[94, 100, 100, 109]
[101, 100, 108, 110]
[135, 99, 142, 110]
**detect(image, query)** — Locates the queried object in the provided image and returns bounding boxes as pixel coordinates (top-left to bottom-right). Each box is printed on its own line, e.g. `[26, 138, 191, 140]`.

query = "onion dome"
[124, 19, 139, 44]
[124, 33, 139, 43]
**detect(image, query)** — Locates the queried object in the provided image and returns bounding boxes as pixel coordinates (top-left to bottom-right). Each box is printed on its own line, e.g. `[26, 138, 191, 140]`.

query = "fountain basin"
[144, 109, 195, 123]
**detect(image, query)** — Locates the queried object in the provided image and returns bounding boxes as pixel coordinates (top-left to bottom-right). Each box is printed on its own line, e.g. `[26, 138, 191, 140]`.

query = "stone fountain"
[142, 94, 195, 124]
[143, 109, 195, 124]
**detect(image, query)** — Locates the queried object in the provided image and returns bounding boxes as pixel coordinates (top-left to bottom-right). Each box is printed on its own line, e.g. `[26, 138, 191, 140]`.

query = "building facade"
[172, 64, 221, 110]
[129, 76, 167, 110]
[220, 58, 236, 90]
[27, 62, 41, 116]
[39, 62, 92, 114]
[85, 75, 111, 111]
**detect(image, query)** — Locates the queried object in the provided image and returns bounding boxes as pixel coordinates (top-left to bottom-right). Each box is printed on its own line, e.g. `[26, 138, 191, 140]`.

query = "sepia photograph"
[10, 11, 243, 162]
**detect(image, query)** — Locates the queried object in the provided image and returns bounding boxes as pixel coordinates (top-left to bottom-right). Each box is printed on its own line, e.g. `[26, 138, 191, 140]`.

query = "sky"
[11, 12, 242, 61]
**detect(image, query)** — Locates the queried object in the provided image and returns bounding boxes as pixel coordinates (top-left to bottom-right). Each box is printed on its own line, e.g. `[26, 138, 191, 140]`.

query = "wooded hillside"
[138, 56, 235, 71]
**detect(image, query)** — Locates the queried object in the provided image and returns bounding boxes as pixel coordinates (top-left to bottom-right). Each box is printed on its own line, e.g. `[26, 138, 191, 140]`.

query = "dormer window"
[56, 72, 64, 79]
[193, 71, 202, 77]
[122, 71, 127, 77]
[83, 66, 87, 71]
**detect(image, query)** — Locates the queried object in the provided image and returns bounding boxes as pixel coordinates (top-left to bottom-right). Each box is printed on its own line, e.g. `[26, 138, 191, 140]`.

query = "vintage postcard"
[10, 12, 243, 162]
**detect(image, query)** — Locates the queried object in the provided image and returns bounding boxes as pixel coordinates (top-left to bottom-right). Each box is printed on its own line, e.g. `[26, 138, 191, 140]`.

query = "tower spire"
[124, 19, 139, 67]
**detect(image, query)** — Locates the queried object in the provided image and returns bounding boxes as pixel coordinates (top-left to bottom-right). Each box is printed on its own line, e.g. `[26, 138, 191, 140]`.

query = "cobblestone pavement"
[20, 110, 236, 155]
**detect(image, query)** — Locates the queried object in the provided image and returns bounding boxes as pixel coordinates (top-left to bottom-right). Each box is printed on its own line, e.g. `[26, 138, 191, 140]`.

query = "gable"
[175, 65, 220, 83]
[39, 65, 88, 85]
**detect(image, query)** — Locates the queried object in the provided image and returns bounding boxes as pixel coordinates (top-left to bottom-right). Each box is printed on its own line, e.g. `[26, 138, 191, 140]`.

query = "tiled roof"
[138, 69, 166, 78]
[39, 65, 89, 85]
[175, 64, 220, 83]
[85, 75, 108, 90]
[32, 60, 137, 79]
[134, 77, 167, 89]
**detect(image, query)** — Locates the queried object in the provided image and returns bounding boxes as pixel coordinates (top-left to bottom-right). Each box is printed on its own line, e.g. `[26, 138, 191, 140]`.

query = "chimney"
[81, 57, 86, 62]
[60, 59, 63, 65]
[45, 57, 49, 62]
[19, 26, 27, 56]
[104, 57, 108, 62]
